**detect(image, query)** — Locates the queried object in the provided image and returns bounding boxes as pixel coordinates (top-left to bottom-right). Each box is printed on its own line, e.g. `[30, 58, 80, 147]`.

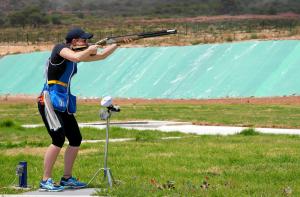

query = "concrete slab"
[81, 136, 182, 144]
[23, 120, 300, 136]
[77, 121, 300, 136]
[21, 188, 98, 196]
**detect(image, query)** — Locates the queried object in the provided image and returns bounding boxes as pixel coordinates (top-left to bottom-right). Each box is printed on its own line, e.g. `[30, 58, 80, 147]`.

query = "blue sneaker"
[60, 176, 87, 189]
[39, 178, 64, 192]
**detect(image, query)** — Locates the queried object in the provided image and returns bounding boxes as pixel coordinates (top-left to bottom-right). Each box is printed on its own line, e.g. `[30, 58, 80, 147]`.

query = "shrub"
[0, 119, 15, 127]
[250, 33, 258, 39]
[226, 36, 233, 42]
[239, 128, 260, 136]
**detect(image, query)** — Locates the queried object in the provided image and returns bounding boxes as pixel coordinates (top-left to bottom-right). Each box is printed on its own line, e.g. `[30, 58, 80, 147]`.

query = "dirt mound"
[0, 43, 53, 56]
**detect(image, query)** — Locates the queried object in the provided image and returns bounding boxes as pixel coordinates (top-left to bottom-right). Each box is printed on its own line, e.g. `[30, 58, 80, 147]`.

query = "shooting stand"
[87, 107, 118, 188]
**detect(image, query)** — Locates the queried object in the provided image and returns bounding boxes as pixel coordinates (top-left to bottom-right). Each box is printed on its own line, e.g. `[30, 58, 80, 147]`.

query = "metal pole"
[104, 116, 109, 172]
[103, 112, 114, 187]
[87, 109, 116, 188]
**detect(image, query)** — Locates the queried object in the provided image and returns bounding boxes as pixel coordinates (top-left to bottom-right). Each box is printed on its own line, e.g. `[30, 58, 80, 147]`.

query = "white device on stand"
[88, 96, 120, 188]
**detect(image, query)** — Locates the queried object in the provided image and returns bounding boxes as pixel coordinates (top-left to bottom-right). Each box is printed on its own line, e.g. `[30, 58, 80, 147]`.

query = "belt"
[48, 80, 67, 87]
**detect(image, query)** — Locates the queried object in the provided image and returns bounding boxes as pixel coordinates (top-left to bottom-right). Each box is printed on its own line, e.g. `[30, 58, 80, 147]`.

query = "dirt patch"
[147, 152, 175, 158]
[0, 43, 145, 56]
[0, 146, 99, 156]
[1, 147, 48, 157]
[1, 95, 300, 105]
[113, 96, 300, 105]
[126, 13, 300, 24]
[78, 148, 99, 155]
[0, 43, 53, 56]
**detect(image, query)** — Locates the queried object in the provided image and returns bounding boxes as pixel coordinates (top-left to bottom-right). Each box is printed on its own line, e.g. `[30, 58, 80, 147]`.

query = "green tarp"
[0, 40, 299, 99]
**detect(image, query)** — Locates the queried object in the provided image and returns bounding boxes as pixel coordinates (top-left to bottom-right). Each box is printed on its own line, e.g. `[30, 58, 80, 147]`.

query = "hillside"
[0, 0, 299, 46]
[1, 0, 300, 17]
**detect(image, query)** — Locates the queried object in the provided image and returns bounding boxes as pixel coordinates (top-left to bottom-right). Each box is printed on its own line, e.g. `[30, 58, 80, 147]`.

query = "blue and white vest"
[42, 59, 77, 113]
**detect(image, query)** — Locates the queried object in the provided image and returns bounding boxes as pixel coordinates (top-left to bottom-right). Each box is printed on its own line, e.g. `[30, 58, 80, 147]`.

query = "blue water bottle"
[16, 161, 27, 188]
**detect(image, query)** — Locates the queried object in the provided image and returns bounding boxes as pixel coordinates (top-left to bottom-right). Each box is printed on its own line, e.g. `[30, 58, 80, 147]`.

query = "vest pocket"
[68, 94, 76, 113]
[49, 90, 68, 112]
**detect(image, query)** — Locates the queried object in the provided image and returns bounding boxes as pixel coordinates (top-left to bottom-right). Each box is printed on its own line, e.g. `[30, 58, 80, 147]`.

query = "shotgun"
[73, 29, 177, 50]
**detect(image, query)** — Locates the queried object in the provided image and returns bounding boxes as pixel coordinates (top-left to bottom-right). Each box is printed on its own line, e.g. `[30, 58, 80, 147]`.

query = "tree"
[0, 11, 6, 27]
[219, 0, 239, 15]
[8, 6, 49, 28]
[8, 12, 26, 27]
[50, 14, 62, 25]
[28, 12, 48, 27]
[23, 6, 49, 27]
[71, 0, 83, 11]
[267, 2, 279, 15]
[37, 0, 52, 12]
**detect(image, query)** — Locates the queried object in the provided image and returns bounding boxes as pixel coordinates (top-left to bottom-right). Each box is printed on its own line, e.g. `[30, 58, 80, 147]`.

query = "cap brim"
[80, 32, 93, 39]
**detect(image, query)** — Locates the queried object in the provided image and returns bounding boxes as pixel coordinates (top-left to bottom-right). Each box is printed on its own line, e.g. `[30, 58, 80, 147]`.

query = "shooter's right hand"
[87, 45, 98, 55]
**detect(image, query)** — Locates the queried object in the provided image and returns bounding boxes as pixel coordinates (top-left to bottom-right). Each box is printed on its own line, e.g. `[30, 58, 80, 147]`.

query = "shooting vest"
[42, 58, 77, 113]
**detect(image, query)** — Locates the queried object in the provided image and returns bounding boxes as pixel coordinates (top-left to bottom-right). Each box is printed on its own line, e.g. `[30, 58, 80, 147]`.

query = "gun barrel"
[75, 29, 177, 49]
[104, 29, 177, 45]
[138, 29, 177, 38]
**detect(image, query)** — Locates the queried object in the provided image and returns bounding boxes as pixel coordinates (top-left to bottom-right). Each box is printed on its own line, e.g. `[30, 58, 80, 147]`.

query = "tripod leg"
[107, 171, 113, 188]
[109, 169, 115, 183]
[87, 168, 104, 186]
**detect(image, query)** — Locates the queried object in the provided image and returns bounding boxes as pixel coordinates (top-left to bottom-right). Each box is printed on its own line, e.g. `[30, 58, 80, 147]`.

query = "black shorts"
[38, 102, 82, 148]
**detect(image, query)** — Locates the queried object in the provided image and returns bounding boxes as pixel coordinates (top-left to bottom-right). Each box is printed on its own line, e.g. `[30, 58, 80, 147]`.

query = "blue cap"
[65, 28, 93, 43]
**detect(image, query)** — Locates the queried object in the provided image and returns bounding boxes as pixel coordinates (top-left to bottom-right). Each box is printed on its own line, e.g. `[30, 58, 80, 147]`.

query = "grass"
[1, 102, 300, 128]
[1, 102, 300, 195]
